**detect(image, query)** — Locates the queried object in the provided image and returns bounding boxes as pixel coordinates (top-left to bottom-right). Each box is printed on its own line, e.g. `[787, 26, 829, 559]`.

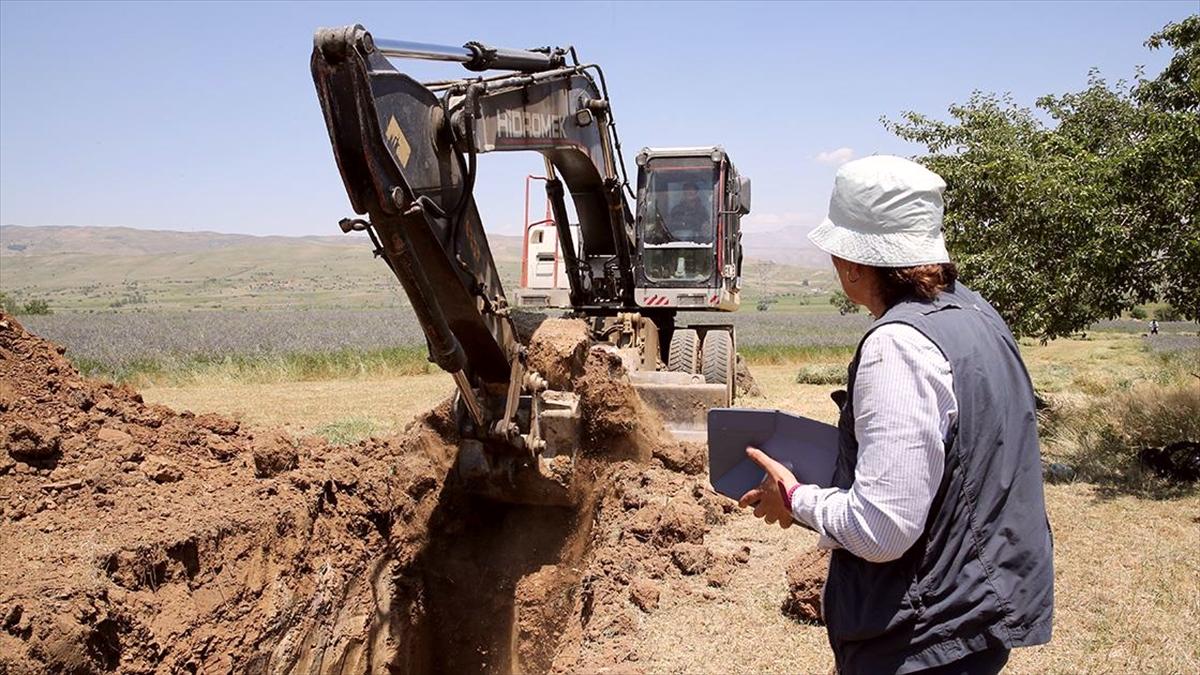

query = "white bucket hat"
[807, 155, 951, 267]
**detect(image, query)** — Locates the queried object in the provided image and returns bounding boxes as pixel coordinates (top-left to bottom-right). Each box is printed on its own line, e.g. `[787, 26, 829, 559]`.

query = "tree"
[830, 290, 860, 315]
[886, 17, 1199, 339]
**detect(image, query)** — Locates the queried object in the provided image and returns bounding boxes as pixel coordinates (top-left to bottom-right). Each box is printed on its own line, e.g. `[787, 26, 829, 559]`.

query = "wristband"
[786, 482, 803, 508]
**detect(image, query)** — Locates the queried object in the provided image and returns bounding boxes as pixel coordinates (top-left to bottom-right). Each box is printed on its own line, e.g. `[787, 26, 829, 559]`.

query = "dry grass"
[635, 349, 1200, 673]
[141, 372, 454, 440]
[628, 480, 1200, 674]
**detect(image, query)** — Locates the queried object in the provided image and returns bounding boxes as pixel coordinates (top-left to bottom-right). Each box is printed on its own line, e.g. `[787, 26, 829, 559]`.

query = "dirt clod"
[670, 542, 712, 575]
[656, 499, 708, 545]
[96, 426, 132, 445]
[251, 432, 299, 478]
[527, 318, 590, 390]
[196, 412, 239, 436]
[653, 440, 706, 475]
[142, 456, 183, 483]
[734, 545, 752, 563]
[735, 353, 764, 397]
[629, 579, 661, 612]
[706, 559, 734, 588]
[782, 547, 830, 624]
[3, 420, 60, 460]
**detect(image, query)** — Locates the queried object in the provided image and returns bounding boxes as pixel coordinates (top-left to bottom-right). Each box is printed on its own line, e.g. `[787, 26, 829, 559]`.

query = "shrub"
[1051, 383, 1200, 496]
[21, 298, 52, 315]
[0, 290, 16, 314]
[829, 290, 860, 315]
[1153, 305, 1182, 322]
[795, 364, 848, 385]
[1129, 306, 1148, 320]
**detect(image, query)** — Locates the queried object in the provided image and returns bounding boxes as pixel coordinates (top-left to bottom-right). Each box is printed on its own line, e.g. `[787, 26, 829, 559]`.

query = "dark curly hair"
[876, 263, 959, 308]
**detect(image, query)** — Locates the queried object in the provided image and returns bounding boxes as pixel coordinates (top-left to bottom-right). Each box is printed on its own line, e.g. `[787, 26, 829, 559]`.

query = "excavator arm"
[311, 25, 634, 466]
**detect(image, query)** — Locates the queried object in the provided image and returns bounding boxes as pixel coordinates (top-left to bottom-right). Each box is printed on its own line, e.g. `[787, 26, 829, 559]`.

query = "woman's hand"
[738, 447, 800, 529]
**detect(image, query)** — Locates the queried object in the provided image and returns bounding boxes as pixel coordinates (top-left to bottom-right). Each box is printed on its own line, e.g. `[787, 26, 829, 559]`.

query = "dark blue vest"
[824, 283, 1054, 674]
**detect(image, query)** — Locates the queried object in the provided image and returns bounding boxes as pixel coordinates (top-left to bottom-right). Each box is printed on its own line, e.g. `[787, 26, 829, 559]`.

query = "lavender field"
[21, 308, 425, 363]
[18, 309, 432, 381]
[16, 308, 1195, 383]
[19, 308, 871, 379]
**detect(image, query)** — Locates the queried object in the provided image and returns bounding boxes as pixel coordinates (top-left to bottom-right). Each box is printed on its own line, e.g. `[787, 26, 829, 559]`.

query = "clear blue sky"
[1, 1, 1193, 237]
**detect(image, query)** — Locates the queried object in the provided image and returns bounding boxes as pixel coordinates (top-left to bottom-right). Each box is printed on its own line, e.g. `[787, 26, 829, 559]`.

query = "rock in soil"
[251, 432, 300, 478]
[629, 578, 661, 612]
[2, 420, 60, 460]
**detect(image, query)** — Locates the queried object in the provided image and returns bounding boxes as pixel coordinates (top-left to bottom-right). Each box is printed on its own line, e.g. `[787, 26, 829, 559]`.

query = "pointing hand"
[737, 447, 800, 529]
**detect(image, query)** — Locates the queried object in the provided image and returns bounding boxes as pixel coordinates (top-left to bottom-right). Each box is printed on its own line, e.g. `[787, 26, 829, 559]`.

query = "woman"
[740, 156, 1054, 674]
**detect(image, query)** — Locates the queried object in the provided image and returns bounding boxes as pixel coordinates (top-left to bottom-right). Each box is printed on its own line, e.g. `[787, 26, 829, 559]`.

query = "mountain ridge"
[1, 223, 829, 268]
[0, 224, 833, 312]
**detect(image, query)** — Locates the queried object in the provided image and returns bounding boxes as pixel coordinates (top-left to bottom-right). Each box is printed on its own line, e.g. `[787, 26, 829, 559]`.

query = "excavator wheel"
[701, 329, 735, 404]
[668, 329, 701, 374]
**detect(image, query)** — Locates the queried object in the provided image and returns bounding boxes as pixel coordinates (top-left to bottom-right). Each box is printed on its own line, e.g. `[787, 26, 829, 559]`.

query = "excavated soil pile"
[0, 312, 455, 673]
[551, 460, 752, 673]
[0, 312, 733, 673]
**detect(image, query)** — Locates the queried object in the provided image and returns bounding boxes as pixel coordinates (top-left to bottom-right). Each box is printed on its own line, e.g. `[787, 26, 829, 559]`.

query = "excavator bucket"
[630, 372, 728, 443]
[455, 390, 583, 506]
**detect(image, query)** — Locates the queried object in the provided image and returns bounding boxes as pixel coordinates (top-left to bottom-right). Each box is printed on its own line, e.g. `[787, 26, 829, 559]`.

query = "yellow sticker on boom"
[385, 115, 412, 168]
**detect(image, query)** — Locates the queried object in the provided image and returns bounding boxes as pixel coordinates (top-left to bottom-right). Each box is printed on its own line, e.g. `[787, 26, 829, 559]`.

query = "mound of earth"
[0, 312, 454, 673]
[0, 311, 805, 673]
[551, 461, 752, 673]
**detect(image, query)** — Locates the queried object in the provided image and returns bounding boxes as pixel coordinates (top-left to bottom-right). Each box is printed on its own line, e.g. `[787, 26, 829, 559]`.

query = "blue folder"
[706, 408, 839, 501]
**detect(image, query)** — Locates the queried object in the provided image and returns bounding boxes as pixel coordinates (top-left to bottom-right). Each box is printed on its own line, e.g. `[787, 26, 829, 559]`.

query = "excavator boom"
[312, 25, 638, 392]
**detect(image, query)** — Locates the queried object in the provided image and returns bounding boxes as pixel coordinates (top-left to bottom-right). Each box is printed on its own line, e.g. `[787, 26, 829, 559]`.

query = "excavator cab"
[634, 147, 750, 312]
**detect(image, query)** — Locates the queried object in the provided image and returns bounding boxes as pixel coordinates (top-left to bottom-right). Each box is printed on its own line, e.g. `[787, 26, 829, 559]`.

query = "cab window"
[639, 161, 718, 283]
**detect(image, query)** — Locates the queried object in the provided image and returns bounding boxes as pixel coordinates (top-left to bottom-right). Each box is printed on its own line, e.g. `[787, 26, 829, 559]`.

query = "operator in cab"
[644, 180, 716, 280]
[738, 156, 1054, 675]
[669, 182, 712, 241]
[646, 182, 713, 245]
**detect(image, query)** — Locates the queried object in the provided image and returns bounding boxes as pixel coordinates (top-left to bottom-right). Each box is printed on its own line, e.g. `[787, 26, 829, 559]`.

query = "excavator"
[311, 25, 750, 502]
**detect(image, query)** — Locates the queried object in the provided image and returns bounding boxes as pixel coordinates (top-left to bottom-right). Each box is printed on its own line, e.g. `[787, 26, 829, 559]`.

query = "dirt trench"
[0, 313, 735, 674]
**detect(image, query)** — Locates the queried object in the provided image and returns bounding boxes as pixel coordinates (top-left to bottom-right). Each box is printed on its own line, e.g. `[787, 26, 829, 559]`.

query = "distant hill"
[0, 224, 524, 260]
[742, 225, 832, 269]
[0, 225, 830, 311]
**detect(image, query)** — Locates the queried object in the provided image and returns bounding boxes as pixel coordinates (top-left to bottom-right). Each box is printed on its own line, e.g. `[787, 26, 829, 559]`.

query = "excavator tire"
[668, 329, 701, 374]
[702, 329, 735, 403]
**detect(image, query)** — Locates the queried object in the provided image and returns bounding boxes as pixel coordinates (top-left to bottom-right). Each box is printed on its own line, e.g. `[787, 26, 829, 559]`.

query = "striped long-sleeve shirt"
[790, 323, 958, 563]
